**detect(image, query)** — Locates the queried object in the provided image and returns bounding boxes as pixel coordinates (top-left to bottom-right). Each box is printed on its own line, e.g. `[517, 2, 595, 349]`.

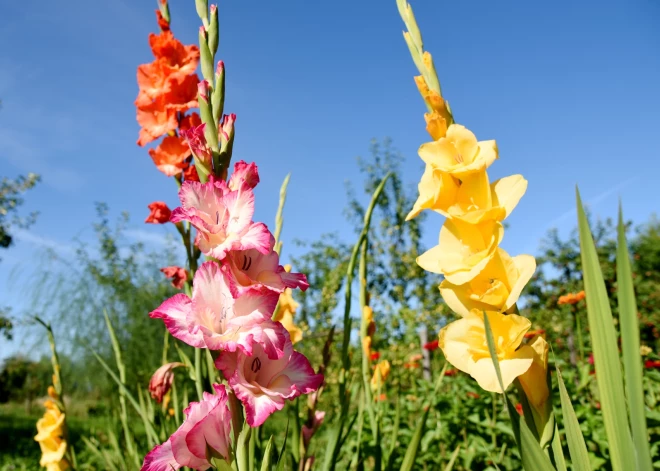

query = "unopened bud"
[199, 27, 214, 82]
[195, 0, 209, 23]
[219, 113, 236, 146]
[208, 5, 219, 56]
[197, 80, 210, 104]
[212, 61, 225, 123]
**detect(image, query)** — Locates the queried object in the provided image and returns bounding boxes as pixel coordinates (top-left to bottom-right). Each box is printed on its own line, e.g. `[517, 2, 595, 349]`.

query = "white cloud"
[10, 228, 75, 254]
[124, 228, 173, 247]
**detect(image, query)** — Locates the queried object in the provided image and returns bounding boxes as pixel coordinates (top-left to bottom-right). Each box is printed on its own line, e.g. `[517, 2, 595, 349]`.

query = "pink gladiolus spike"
[216, 334, 323, 427]
[141, 384, 231, 471]
[302, 410, 325, 447]
[181, 124, 212, 166]
[223, 235, 309, 295]
[149, 362, 185, 403]
[170, 180, 271, 260]
[228, 161, 260, 191]
[151, 262, 285, 357]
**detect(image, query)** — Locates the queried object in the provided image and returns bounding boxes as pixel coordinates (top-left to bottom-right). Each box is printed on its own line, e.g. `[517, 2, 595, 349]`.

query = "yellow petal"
[491, 175, 528, 218]
[418, 125, 498, 179]
[279, 311, 303, 344]
[418, 218, 503, 285]
[503, 254, 536, 311]
[438, 317, 474, 374]
[406, 165, 460, 221]
[425, 111, 448, 140]
[518, 336, 550, 407]
[471, 346, 534, 393]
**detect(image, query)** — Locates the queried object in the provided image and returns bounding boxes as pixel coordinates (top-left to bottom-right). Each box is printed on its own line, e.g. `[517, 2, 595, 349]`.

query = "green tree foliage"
[27, 203, 182, 397]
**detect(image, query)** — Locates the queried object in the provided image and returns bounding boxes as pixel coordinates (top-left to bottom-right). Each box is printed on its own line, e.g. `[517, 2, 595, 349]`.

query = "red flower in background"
[515, 403, 523, 416]
[558, 290, 586, 306]
[145, 202, 172, 224]
[149, 136, 191, 176]
[423, 339, 439, 351]
[645, 360, 660, 369]
[444, 369, 457, 377]
[160, 266, 189, 289]
[370, 352, 380, 361]
[524, 329, 546, 339]
[183, 163, 200, 182]
[466, 392, 480, 399]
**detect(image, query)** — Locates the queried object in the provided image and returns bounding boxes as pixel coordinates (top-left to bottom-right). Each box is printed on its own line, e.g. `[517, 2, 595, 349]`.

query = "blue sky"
[1, 0, 659, 359]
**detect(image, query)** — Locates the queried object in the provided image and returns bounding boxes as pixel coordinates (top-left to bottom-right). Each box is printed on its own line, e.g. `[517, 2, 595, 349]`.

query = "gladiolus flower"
[160, 267, 188, 289]
[302, 410, 325, 448]
[444, 368, 457, 377]
[423, 339, 439, 351]
[272, 294, 301, 346]
[414, 75, 452, 140]
[370, 352, 380, 361]
[418, 124, 498, 179]
[142, 384, 232, 471]
[149, 362, 185, 403]
[170, 178, 271, 259]
[156, 10, 170, 32]
[150, 261, 286, 358]
[404, 362, 419, 369]
[417, 218, 503, 285]
[440, 248, 536, 317]
[181, 124, 212, 166]
[149, 136, 190, 177]
[148, 31, 199, 78]
[408, 170, 528, 224]
[222, 236, 308, 295]
[216, 335, 323, 427]
[558, 290, 586, 305]
[371, 360, 390, 391]
[145, 202, 172, 224]
[518, 336, 550, 409]
[515, 403, 524, 416]
[137, 97, 179, 146]
[35, 401, 69, 471]
[179, 112, 201, 131]
[438, 310, 534, 393]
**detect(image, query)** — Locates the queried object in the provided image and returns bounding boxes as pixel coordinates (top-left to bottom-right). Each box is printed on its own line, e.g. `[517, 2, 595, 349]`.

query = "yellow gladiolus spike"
[418, 124, 497, 179]
[438, 310, 534, 393]
[274, 288, 303, 344]
[417, 218, 503, 285]
[370, 360, 391, 392]
[440, 248, 536, 316]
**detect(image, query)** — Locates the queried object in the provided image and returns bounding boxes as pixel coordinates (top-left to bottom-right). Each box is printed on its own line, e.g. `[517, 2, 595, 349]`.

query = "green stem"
[194, 348, 204, 400]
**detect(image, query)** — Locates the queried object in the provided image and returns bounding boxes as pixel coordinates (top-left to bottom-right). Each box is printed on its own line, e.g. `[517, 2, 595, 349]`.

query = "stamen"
[251, 357, 262, 373]
[216, 210, 220, 225]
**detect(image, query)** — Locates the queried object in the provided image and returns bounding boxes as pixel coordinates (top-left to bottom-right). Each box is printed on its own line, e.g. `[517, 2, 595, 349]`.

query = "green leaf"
[616, 204, 653, 471]
[276, 420, 289, 471]
[549, 424, 568, 471]
[443, 445, 461, 471]
[260, 436, 275, 471]
[556, 366, 590, 471]
[575, 188, 635, 471]
[483, 313, 554, 471]
[384, 394, 401, 471]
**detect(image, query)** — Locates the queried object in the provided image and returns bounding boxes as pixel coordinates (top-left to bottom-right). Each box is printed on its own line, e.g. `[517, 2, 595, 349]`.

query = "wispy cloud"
[546, 176, 638, 228]
[11, 228, 76, 255]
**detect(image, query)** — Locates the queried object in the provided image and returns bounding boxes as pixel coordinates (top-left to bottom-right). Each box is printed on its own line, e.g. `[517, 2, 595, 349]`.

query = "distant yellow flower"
[518, 335, 550, 409]
[35, 401, 69, 471]
[272, 267, 304, 344]
[278, 310, 303, 344]
[440, 248, 536, 316]
[418, 124, 497, 179]
[640, 345, 652, 356]
[371, 360, 391, 392]
[439, 310, 534, 393]
[417, 218, 503, 285]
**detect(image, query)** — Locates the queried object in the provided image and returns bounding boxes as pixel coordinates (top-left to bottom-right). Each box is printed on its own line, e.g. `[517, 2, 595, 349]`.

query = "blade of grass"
[576, 188, 634, 471]
[483, 312, 555, 471]
[616, 204, 653, 470]
[549, 424, 567, 471]
[87, 346, 159, 446]
[555, 366, 590, 471]
[383, 393, 401, 471]
[443, 445, 461, 471]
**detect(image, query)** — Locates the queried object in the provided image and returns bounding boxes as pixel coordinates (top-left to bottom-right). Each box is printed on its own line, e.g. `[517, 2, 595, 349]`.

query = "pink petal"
[280, 351, 324, 396]
[279, 269, 309, 291]
[141, 440, 181, 471]
[222, 186, 255, 235]
[238, 384, 286, 428]
[150, 294, 205, 348]
[237, 222, 272, 254]
[228, 161, 260, 191]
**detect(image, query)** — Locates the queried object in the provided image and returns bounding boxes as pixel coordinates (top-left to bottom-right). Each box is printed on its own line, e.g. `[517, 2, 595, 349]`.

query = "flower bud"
[197, 79, 210, 104]
[181, 124, 213, 181]
[219, 113, 236, 147]
[149, 362, 185, 403]
[212, 61, 225, 123]
[208, 5, 219, 56]
[145, 202, 171, 224]
[195, 0, 208, 23]
[160, 266, 189, 290]
[199, 27, 214, 82]
[302, 411, 325, 448]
